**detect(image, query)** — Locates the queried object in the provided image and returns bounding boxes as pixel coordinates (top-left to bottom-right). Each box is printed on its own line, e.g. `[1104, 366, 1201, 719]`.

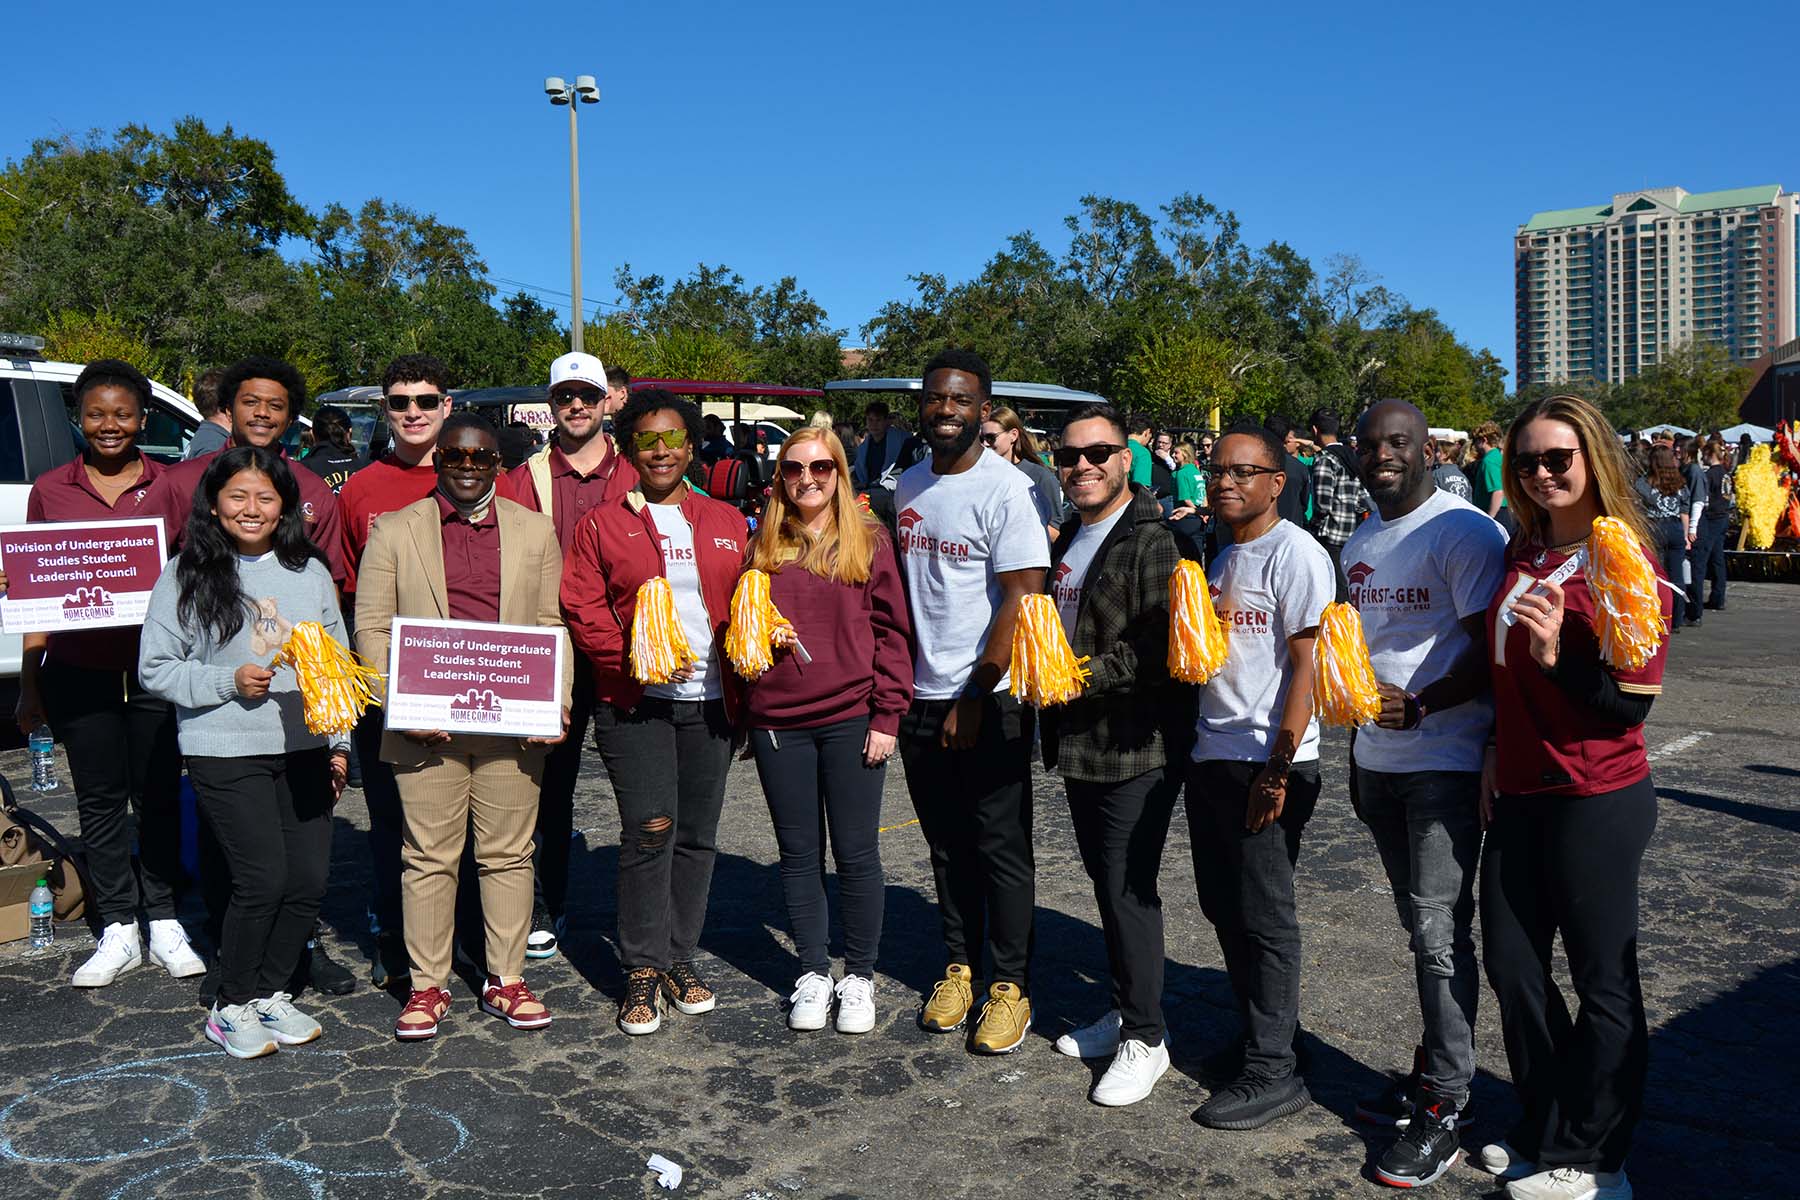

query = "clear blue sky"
[7, 0, 1779, 386]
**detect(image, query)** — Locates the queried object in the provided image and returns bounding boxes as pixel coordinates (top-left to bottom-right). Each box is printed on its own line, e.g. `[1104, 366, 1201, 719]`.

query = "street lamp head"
[575, 74, 599, 102]
[544, 76, 568, 99]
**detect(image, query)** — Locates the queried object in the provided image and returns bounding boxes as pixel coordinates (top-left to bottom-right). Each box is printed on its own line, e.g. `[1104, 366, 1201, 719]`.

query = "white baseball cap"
[548, 351, 607, 391]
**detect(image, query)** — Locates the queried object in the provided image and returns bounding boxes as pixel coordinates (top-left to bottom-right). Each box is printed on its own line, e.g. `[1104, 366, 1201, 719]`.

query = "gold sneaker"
[972, 983, 1032, 1054]
[920, 963, 974, 1032]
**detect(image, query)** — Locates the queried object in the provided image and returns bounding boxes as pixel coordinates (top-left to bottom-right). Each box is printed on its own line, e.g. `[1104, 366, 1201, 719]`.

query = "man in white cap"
[506, 352, 636, 959]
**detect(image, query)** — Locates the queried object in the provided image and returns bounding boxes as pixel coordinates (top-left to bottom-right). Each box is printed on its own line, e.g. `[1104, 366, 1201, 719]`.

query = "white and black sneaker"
[525, 905, 561, 960]
[1374, 1090, 1462, 1188]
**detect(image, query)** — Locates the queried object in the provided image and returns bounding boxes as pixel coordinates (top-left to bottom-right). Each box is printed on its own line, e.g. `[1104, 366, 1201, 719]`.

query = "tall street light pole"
[544, 75, 599, 352]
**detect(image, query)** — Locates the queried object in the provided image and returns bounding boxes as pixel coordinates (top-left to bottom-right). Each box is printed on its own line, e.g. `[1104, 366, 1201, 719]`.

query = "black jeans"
[1650, 517, 1687, 629]
[1066, 766, 1180, 1045]
[1186, 757, 1322, 1080]
[1694, 512, 1728, 613]
[39, 665, 182, 926]
[1354, 767, 1482, 1105]
[354, 704, 404, 936]
[1480, 777, 1655, 1174]
[534, 655, 595, 920]
[750, 717, 886, 978]
[592, 697, 733, 971]
[898, 694, 1036, 989]
[187, 750, 334, 1006]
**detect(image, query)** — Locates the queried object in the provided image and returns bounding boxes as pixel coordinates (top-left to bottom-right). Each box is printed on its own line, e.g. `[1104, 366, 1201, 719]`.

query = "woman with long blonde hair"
[1476, 394, 1670, 1196]
[745, 427, 914, 1034]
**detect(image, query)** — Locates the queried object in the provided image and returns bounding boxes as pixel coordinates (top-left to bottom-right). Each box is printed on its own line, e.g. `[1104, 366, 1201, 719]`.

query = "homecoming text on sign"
[385, 618, 565, 738]
[0, 518, 168, 635]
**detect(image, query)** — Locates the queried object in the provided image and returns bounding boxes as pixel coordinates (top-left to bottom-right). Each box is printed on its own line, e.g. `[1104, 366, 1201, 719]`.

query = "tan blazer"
[354, 495, 574, 767]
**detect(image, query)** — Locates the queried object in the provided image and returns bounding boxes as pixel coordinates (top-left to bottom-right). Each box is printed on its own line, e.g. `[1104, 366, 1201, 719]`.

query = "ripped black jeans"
[592, 697, 734, 972]
[1354, 766, 1482, 1107]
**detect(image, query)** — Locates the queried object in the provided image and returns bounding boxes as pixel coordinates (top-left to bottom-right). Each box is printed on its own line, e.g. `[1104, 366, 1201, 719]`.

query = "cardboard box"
[0, 860, 49, 943]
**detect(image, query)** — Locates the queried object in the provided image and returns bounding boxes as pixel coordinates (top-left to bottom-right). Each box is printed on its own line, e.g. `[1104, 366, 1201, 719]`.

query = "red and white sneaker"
[395, 987, 451, 1041]
[481, 977, 552, 1030]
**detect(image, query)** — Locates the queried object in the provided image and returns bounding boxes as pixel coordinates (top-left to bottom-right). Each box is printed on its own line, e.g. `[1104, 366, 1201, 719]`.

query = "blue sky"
[6, 0, 1780, 386]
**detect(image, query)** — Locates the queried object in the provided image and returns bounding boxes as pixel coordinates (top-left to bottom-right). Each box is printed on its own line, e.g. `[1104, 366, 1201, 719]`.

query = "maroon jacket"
[561, 483, 749, 721]
[745, 532, 913, 735]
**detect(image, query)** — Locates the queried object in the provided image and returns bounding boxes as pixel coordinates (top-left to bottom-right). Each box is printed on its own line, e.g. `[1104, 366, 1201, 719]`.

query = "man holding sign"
[0, 359, 205, 990]
[353, 413, 571, 1042]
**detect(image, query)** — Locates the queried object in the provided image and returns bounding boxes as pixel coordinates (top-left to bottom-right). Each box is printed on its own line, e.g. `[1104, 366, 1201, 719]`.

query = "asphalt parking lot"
[0, 583, 1794, 1199]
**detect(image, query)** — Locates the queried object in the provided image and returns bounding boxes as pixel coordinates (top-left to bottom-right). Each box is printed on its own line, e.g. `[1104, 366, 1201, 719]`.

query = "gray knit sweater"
[138, 552, 352, 757]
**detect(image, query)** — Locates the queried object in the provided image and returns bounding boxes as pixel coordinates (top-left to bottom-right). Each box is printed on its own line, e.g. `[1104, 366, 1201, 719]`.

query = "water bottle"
[28, 724, 57, 792]
[28, 879, 53, 949]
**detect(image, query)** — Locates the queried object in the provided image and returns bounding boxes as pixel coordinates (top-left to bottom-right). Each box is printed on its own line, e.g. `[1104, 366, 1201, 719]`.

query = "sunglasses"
[1209, 463, 1283, 483]
[1052, 442, 1127, 469]
[384, 392, 447, 412]
[780, 458, 838, 481]
[1512, 447, 1580, 477]
[979, 432, 1001, 446]
[437, 447, 500, 470]
[552, 387, 604, 408]
[631, 428, 690, 453]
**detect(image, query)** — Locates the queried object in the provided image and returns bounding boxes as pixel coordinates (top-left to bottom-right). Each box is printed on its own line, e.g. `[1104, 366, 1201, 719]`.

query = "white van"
[0, 336, 202, 679]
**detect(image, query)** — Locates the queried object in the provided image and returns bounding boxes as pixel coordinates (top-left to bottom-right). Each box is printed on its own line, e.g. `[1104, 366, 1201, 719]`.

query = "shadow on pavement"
[1658, 785, 1800, 834]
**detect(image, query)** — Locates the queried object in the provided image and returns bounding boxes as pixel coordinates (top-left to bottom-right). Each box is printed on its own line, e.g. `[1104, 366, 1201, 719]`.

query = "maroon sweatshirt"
[745, 532, 914, 735]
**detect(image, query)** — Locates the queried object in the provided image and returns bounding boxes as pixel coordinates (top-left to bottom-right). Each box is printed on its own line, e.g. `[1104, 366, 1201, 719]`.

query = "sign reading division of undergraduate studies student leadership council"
[385, 618, 565, 739]
[0, 518, 167, 634]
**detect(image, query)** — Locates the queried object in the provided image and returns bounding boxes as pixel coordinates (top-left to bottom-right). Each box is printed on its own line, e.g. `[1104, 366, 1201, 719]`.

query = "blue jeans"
[1353, 766, 1482, 1106]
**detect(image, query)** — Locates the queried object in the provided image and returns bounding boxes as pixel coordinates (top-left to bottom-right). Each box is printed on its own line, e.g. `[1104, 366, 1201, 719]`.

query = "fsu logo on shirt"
[657, 534, 696, 564]
[895, 507, 972, 562]
[1346, 561, 1432, 612]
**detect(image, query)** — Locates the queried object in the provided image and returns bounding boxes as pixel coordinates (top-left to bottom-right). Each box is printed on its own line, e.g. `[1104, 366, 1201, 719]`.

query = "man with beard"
[1344, 400, 1506, 1188]
[1042, 404, 1196, 1105]
[894, 348, 1049, 1054]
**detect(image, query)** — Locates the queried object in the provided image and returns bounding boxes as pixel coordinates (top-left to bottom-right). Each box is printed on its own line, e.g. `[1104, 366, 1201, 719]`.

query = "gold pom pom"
[271, 621, 383, 736]
[1311, 601, 1382, 727]
[724, 569, 792, 681]
[1009, 593, 1090, 707]
[1167, 560, 1229, 684]
[629, 576, 694, 685]
[1586, 517, 1665, 671]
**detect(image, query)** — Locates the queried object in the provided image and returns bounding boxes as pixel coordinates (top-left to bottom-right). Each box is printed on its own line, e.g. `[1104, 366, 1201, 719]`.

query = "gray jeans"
[1354, 766, 1482, 1105]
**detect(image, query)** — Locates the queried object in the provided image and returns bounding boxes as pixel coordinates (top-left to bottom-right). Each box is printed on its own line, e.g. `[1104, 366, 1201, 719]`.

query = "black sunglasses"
[552, 387, 604, 408]
[1052, 442, 1127, 469]
[385, 392, 446, 412]
[1512, 447, 1580, 477]
[437, 447, 500, 470]
[979, 432, 1001, 446]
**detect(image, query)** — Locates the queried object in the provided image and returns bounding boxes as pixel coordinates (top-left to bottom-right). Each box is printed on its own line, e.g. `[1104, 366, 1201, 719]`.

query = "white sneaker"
[205, 1001, 278, 1059]
[1506, 1166, 1625, 1200]
[253, 991, 323, 1045]
[1478, 1141, 1537, 1181]
[1089, 1038, 1171, 1107]
[71, 922, 141, 987]
[1053, 1009, 1121, 1058]
[146, 919, 207, 979]
[834, 974, 876, 1034]
[787, 972, 833, 1031]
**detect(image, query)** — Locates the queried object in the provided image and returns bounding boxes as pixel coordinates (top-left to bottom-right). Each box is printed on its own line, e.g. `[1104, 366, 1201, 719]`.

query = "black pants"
[898, 694, 1035, 989]
[533, 655, 595, 920]
[1694, 512, 1728, 613]
[1323, 541, 1349, 604]
[1186, 758, 1322, 1080]
[39, 665, 182, 926]
[592, 697, 733, 971]
[187, 750, 334, 1006]
[750, 717, 886, 978]
[1651, 517, 1687, 629]
[1480, 777, 1655, 1174]
[354, 705, 404, 936]
[1067, 766, 1180, 1044]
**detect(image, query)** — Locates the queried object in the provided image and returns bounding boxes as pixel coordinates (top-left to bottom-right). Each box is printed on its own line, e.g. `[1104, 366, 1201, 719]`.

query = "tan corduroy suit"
[355, 495, 574, 991]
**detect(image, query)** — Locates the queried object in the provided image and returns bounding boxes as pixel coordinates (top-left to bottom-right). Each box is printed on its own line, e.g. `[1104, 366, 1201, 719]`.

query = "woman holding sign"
[138, 446, 350, 1058]
[743, 428, 912, 1035]
[561, 390, 748, 1037]
[353, 413, 571, 1043]
[2, 359, 204, 991]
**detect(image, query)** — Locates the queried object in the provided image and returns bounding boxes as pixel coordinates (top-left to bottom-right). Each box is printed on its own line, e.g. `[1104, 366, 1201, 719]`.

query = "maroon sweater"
[745, 532, 914, 735]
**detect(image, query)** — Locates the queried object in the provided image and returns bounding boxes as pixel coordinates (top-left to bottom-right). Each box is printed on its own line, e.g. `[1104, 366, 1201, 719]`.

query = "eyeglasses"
[384, 393, 446, 412]
[552, 387, 603, 408]
[1052, 443, 1127, 469]
[631, 428, 690, 453]
[779, 459, 838, 481]
[979, 432, 1001, 446]
[1511, 447, 1580, 477]
[1209, 463, 1283, 483]
[437, 447, 500, 470]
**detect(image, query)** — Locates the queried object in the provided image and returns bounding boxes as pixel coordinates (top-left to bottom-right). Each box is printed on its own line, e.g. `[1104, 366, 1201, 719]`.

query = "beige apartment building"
[1514, 184, 1798, 388]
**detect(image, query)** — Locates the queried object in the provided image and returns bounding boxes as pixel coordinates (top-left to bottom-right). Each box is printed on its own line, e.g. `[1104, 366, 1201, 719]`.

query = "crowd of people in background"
[8, 340, 1734, 1200]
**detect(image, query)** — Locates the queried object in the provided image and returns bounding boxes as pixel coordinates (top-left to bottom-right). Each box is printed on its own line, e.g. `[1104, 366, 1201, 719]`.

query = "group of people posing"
[10, 346, 1667, 1200]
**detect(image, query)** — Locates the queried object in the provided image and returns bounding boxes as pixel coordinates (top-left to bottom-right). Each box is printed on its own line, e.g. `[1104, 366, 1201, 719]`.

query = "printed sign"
[385, 618, 565, 738]
[0, 518, 168, 634]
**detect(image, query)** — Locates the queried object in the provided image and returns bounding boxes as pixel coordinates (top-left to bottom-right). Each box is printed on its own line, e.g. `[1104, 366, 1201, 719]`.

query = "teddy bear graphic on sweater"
[248, 597, 293, 656]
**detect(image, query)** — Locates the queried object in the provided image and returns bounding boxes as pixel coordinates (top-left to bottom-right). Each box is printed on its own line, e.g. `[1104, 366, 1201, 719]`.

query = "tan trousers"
[395, 739, 545, 991]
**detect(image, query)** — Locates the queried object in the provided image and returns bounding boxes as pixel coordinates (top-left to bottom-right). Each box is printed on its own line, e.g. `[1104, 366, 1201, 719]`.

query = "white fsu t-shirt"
[644, 502, 721, 702]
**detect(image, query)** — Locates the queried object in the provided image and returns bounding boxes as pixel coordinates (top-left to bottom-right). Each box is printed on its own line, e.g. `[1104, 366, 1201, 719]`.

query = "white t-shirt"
[644, 502, 721, 702]
[895, 450, 1052, 699]
[1341, 488, 1507, 773]
[1052, 504, 1128, 639]
[1192, 518, 1333, 764]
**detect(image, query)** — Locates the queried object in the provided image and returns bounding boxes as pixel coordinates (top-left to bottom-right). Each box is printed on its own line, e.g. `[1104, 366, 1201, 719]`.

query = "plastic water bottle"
[28, 724, 56, 792]
[28, 879, 53, 949]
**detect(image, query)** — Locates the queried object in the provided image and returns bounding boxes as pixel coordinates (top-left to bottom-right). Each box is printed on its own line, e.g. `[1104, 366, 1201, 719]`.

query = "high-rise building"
[1515, 185, 1798, 389]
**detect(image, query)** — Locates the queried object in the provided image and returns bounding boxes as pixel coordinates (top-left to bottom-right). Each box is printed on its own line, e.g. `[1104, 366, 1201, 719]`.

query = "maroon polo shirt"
[23, 454, 167, 672]
[435, 493, 502, 624]
[505, 439, 635, 551]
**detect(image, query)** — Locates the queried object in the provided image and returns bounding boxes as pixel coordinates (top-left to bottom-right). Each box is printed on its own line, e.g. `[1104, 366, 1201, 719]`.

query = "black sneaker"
[299, 940, 358, 996]
[1357, 1045, 1425, 1126]
[1197, 1030, 1310, 1085]
[525, 904, 560, 960]
[1193, 1073, 1311, 1131]
[1374, 1091, 1463, 1188]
